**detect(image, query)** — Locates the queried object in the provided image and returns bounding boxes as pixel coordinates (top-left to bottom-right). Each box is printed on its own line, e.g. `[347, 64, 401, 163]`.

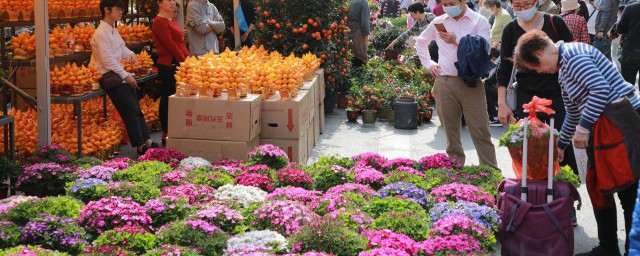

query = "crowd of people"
[359, 0, 640, 255]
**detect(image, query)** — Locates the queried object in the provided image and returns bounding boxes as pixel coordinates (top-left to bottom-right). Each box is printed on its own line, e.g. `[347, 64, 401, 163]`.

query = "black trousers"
[484, 78, 498, 119]
[158, 64, 178, 133]
[620, 51, 640, 87]
[593, 182, 638, 254]
[105, 83, 150, 148]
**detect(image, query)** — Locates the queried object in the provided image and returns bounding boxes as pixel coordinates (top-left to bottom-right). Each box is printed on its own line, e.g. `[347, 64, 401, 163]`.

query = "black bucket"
[394, 97, 418, 129]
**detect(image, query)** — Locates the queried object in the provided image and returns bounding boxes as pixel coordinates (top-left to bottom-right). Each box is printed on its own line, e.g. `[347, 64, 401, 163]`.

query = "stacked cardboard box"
[166, 94, 262, 162]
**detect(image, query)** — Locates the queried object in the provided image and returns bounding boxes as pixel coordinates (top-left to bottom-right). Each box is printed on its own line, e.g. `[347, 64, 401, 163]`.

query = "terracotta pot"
[337, 93, 349, 109]
[362, 110, 377, 125]
[347, 110, 359, 122]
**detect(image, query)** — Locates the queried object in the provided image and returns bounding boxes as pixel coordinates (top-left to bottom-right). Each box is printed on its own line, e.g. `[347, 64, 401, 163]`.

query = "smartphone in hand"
[435, 23, 447, 33]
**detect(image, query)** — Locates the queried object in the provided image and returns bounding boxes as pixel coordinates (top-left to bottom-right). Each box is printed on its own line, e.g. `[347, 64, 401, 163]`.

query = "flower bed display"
[1, 147, 503, 255]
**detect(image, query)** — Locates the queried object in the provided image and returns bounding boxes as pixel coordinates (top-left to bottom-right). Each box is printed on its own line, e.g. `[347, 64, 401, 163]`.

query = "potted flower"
[355, 86, 380, 125]
[16, 163, 75, 197]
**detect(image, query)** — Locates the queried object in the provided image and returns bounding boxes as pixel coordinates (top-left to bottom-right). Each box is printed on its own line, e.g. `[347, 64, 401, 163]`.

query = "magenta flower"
[429, 183, 496, 208]
[351, 152, 388, 169]
[418, 153, 461, 170]
[234, 173, 274, 192]
[78, 196, 152, 234]
[276, 167, 314, 188]
[383, 158, 417, 170]
[102, 157, 132, 170]
[414, 234, 484, 255]
[325, 183, 377, 196]
[362, 229, 418, 255]
[358, 247, 410, 256]
[266, 187, 322, 207]
[395, 166, 426, 177]
[430, 214, 493, 251]
[351, 166, 386, 190]
[161, 184, 216, 206]
[162, 171, 187, 185]
[138, 148, 187, 168]
[16, 163, 73, 187]
[252, 200, 319, 236]
[246, 164, 273, 175]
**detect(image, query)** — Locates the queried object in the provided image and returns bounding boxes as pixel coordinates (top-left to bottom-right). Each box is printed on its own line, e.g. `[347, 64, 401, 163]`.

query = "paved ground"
[119, 107, 629, 254]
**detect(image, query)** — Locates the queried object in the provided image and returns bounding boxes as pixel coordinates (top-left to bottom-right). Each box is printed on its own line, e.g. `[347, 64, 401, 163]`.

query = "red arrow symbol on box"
[286, 109, 294, 132]
[287, 146, 293, 160]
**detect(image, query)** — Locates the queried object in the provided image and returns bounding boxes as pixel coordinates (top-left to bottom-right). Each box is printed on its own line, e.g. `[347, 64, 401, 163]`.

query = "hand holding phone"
[435, 23, 447, 33]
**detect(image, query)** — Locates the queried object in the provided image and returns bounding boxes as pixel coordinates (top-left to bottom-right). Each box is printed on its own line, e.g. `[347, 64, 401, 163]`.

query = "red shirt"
[152, 16, 189, 67]
[432, 4, 445, 16]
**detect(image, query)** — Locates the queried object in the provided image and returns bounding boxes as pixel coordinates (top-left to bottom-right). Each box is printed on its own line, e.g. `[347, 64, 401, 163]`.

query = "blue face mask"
[513, 5, 537, 21]
[444, 5, 463, 17]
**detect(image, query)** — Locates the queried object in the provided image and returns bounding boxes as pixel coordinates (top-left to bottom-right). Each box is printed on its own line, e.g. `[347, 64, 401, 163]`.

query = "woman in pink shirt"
[152, 0, 189, 146]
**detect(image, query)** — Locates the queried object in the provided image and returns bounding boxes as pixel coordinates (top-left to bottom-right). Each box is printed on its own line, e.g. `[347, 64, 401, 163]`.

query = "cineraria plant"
[266, 187, 322, 207]
[325, 183, 377, 197]
[190, 204, 244, 233]
[1, 245, 69, 256]
[226, 230, 289, 254]
[326, 207, 374, 232]
[370, 210, 431, 241]
[212, 158, 246, 176]
[92, 227, 158, 255]
[80, 245, 134, 256]
[0, 195, 38, 215]
[450, 166, 504, 197]
[138, 148, 187, 169]
[161, 171, 187, 186]
[351, 166, 386, 190]
[384, 171, 431, 191]
[379, 182, 430, 208]
[0, 221, 20, 248]
[30, 144, 76, 165]
[142, 244, 201, 256]
[224, 245, 274, 256]
[161, 183, 216, 206]
[429, 183, 496, 208]
[382, 158, 418, 172]
[314, 192, 373, 215]
[102, 158, 132, 170]
[96, 181, 162, 205]
[17, 163, 76, 197]
[362, 229, 418, 255]
[247, 144, 290, 170]
[75, 166, 118, 181]
[78, 196, 152, 235]
[363, 196, 425, 219]
[418, 153, 461, 171]
[157, 220, 230, 256]
[358, 247, 410, 256]
[290, 217, 368, 256]
[145, 196, 194, 229]
[429, 201, 501, 231]
[234, 172, 275, 192]
[351, 152, 388, 170]
[430, 214, 496, 252]
[186, 168, 235, 189]
[245, 164, 274, 176]
[275, 167, 314, 189]
[415, 234, 484, 255]
[3, 196, 84, 226]
[66, 178, 108, 203]
[249, 200, 320, 236]
[113, 161, 173, 186]
[312, 165, 355, 192]
[214, 184, 267, 208]
[179, 156, 211, 170]
[21, 214, 88, 254]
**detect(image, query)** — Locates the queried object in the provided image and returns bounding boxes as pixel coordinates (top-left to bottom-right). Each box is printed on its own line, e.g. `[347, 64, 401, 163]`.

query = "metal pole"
[521, 117, 529, 202]
[233, 0, 240, 49]
[35, 0, 52, 146]
[547, 114, 555, 203]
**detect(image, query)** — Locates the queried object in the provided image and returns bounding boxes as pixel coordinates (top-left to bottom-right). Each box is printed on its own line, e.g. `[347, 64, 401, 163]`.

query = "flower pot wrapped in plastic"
[499, 97, 560, 180]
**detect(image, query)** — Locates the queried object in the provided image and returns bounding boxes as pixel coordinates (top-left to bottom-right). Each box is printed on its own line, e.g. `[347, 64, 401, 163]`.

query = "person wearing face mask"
[538, 0, 560, 14]
[386, 3, 437, 50]
[414, 0, 498, 169]
[514, 29, 640, 256]
[484, 0, 511, 43]
[496, 0, 580, 224]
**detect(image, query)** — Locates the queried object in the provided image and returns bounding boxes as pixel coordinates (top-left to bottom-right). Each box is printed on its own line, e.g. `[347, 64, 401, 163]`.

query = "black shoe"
[150, 142, 160, 148]
[489, 118, 502, 127]
[137, 144, 150, 156]
[572, 206, 578, 227]
[575, 246, 621, 256]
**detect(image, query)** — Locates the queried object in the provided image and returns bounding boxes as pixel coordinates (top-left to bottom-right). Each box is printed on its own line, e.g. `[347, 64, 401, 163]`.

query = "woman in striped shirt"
[514, 29, 640, 256]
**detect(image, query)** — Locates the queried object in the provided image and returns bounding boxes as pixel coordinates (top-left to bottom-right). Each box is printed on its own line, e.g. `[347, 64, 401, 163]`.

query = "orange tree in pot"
[253, 0, 351, 93]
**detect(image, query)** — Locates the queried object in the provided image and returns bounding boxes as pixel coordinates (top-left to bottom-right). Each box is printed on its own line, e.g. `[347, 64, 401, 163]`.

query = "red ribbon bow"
[523, 96, 554, 118]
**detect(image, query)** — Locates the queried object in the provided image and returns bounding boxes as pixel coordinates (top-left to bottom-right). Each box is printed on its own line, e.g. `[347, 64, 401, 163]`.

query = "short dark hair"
[490, 46, 500, 59]
[514, 30, 553, 68]
[484, 0, 502, 8]
[100, 0, 126, 18]
[408, 2, 425, 13]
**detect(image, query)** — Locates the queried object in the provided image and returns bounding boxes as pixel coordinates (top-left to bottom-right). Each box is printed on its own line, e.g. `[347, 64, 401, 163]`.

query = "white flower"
[179, 157, 211, 169]
[214, 184, 267, 208]
[225, 230, 289, 254]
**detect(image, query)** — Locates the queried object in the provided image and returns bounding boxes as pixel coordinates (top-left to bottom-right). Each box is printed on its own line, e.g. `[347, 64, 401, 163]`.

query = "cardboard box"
[313, 113, 320, 143]
[15, 67, 37, 89]
[306, 121, 315, 152]
[300, 74, 319, 107]
[167, 137, 260, 163]
[15, 88, 36, 111]
[168, 94, 262, 142]
[260, 128, 309, 163]
[261, 90, 313, 140]
[319, 103, 325, 134]
[315, 69, 325, 103]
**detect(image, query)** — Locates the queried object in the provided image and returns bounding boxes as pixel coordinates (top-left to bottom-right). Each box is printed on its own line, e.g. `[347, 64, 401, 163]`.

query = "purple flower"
[16, 163, 73, 187]
[418, 153, 461, 170]
[429, 201, 500, 230]
[429, 183, 496, 208]
[379, 182, 430, 207]
[161, 184, 216, 205]
[76, 166, 118, 181]
[21, 214, 88, 253]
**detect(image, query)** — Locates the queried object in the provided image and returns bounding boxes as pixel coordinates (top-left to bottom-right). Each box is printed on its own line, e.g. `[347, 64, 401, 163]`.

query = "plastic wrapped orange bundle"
[499, 96, 561, 180]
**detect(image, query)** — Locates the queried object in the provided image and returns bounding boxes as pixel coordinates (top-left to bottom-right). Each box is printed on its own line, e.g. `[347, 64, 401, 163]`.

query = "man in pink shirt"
[415, 0, 497, 169]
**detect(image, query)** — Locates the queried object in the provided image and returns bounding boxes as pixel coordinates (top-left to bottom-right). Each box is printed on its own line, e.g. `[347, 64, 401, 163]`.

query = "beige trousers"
[433, 76, 498, 169]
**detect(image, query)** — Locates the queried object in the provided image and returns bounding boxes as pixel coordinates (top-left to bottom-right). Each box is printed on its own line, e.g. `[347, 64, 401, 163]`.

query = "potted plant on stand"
[356, 86, 380, 125]
[346, 94, 360, 122]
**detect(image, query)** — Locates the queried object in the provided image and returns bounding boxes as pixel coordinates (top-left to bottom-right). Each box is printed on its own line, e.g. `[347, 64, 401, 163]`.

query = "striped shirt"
[557, 42, 640, 149]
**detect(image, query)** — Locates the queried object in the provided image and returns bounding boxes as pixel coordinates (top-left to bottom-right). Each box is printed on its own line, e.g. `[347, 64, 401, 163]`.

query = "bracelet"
[576, 127, 590, 135]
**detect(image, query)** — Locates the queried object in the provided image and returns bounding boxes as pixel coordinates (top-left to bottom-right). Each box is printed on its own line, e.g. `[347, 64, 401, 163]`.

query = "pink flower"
[102, 158, 132, 170]
[138, 148, 187, 168]
[351, 166, 385, 189]
[266, 187, 322, 207]
[414, 234, 483, 255]
[235, 173, 274, 192]
[351, 152, 388, 169]
[276, 167, 313, 188]
[418, 153, 461, 170]
[430, 183, 496, 208]
[78, 197, 152, 234]
[162, 171, 187, 185]
[431, 214, 491, 244]
[358, 247, 410, 256]
[362, 229, 418, 255]
[161, 184, 216, 205]
[252, 200, 319, 236]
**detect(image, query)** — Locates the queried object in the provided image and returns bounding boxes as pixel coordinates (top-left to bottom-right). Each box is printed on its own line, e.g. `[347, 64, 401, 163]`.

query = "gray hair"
[484, 0, 502, 7]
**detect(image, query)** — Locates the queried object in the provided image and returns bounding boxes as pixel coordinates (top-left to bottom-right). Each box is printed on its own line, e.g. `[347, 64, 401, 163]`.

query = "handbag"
[506, 62, 518, 111]
[98, 71, 125, 91]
